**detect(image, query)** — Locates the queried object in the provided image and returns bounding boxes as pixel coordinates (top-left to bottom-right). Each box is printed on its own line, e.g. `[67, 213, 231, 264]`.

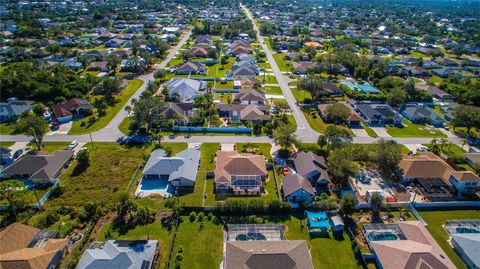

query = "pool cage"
[225, 224, 284, 242]
[363, 223, 406, 242]
[445, 220, 480, 235]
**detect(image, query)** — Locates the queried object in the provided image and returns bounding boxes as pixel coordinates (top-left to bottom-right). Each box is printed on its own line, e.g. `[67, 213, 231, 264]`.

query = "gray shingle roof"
[1, 151, 74, 180]
[142, 148, 200, 184]
[282, 174, 315, 197]
[76, 240, 158, 269]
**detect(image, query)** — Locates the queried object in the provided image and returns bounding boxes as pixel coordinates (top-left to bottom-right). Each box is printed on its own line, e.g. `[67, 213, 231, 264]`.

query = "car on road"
[417, 146, 429, 152]
[194, 144, 201, 150]
[12, 149, 23, 159]
[67, 140, 78, 150]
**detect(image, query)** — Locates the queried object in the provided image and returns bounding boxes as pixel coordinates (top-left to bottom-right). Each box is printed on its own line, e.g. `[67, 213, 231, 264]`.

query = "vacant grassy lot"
[386, 119, 446, 138]
[0, 122, 15, 135]
[419, 209, 480, 269]
[69, 79, 143, 135]
[272, 53, 292, 72]
[291, 87, 312, 103]
[169, 216, 223, 269]
[263, 85, 282, 95]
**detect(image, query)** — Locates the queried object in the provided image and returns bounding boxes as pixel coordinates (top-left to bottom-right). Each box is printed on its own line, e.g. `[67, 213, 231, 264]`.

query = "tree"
[297, 76, 324, 101]
[375, 139, 402, 176]
[154, 69, 167, 80]
[324, 125, 350, 150]
[387, 88, 407, 107]
[272, 123, 298, 149]
[327, 148, 356, 185]
[317, 135, 327, 150]
[84, 201, 98, 218]
[32, 103, 45, 116]
[453, 105, 480, 135]
[14, 114, 49, 151]
[164, 197, 183, 217]
[0, 180, 25, 220]
[107, 54, 121, 74]
[340, 194, 358, 216]
[135, 206, 152, 239]
[325, 104, 351, 124]
[369, 192, 384, 215]
[76, 148, 89, 169]
[273, 99, 290, 115]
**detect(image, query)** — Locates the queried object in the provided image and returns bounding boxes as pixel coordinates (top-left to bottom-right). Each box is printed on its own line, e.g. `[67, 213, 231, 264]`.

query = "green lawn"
[178, 143, 220, 206]
[29, 142, 71, 154]
[304, 112, 353, 136]
[0, 122, 15, 135]
[263, 85, 282, 95]
[260, 75, 278, 84]
[272, 53, 292, 72]
[291, 87, 312, 103]
[0, 141, 14, 148]
[170, 216, 223, 269]
[286, 115, 298, 131]
[386, 119, 446, 138]
[69, 79, 144, 135]
[0, 188, 48, 206]
[419, 210, 480, 269]
[119, 116, 132, 135]
[361, 121, 379, 138]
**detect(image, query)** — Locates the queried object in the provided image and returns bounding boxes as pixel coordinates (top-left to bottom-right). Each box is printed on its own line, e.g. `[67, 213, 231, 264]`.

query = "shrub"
[189, 211, 196, 222]
[197, 212, 204, 222]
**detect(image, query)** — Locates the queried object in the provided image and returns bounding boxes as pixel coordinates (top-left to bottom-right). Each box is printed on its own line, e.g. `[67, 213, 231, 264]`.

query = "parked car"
[67, 140, 78, 150]
[417, 146, 429, 152]
[12, 149, 23, 159]
[282, 167, 290, 175]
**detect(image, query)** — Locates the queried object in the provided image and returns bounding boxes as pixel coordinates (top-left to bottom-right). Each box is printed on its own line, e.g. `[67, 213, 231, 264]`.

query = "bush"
[189, 211, 196, 222]
[197, 212, 204, 222]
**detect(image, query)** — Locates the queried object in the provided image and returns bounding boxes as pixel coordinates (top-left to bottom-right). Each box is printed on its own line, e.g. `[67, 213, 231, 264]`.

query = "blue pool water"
[139, 179, 171, 192]
[343, 81, 381, 94]
[368, 232, 398, 241]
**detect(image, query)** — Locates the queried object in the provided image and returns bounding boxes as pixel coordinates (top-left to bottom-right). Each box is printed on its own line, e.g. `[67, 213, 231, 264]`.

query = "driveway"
[221, 143, 235, 151]
[351, 128, 369, 137]
[370, 127, 391, 138]
[47, 121, 72, 135]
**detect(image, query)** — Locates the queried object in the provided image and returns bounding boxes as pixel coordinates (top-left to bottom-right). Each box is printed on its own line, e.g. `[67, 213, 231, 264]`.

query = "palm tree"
[0, 180, 26, 220]
[135, 206, 151, 239]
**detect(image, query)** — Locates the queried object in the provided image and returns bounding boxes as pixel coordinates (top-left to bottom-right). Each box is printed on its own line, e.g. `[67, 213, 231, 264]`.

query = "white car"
[67, 140, 79, 150]
[417, 146, 429, 152]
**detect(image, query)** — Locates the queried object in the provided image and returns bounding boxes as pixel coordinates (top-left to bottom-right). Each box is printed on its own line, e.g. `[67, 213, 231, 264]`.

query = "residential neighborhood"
[0, 0, 479, 268]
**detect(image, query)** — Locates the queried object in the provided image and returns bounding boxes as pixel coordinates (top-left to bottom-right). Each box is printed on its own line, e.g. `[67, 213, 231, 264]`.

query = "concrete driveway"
[371, 127, 391, 138]
[351, 128, 369, 137]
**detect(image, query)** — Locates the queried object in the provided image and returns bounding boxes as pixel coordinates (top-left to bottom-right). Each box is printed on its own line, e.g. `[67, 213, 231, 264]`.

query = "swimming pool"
[343, 81, 381, 94]
[235, 233, 267, 241]
[139, 179, 170, 191]
[368, 231, 398, 241]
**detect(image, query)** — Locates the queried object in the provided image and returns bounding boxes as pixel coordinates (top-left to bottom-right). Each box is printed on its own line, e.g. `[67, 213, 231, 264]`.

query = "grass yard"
[361, 121, 379, 138]
[260, 75, 278, 84]
[31, 142, 71, 154]
[291, 87, 312, 103]
[286, 115, 298, 130]
[419, 209, 480, 269]
[98, 220, 175, 269]
[169, 216, 223, 269]
[386, 119, 446, 138]
[304, 112, 353, 136]
[178, 143, 220, 206]
[69, 79, 144, 135]
[0, 141, 14, 148]
[0, 122, 15, 135]
[272, 53, 292, 72]
[263, 85, 282, 95]
[119, 116, 132, 135]
[48, 143, 145, 208]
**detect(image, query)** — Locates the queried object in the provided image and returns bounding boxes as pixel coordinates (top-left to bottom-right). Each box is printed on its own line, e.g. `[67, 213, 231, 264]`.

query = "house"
[52, 98, 93, 123]
[190, 47, 209, 58]
[432, 68, 453, 78]
[318, 102, 362, 126]
[214, 150, 267, 194]
[87, 61, 109, 72]
[355, 103, 403, 126]
[233, 90, 266, 105]
[141, 148, 200, 189]
[399, 104, 445, 127]
[304, 41, 321, 49]
[240, 78, 262, 90]
[465, 152, 480, 167]
[164, 78, 207, 101]
[195, 35, 212, 44]
[1, 150, 74, 183]
[0, 98, 35, 123]
[229, 40, 253, 56]
[160, 102, 197, 125]
[223, 240, 314, 269]
[216, 104, 270, 123]
[317, 83, 343, 97]
[63, 57, 82, 70]
[0, 222, 67, 269]
[418, 85, 454, 101]
[363, 221, 455, 269]
[446, 220, 480, 269]
[437, 58, 458, 67]
[293, 151, 330, 187]
[292, 62, 315, 75]
[232, 61, 259, 79]
[176, 62, 206, 75]
[76, 240, 158, 269]
[282, 174, 315, 204]
[403, 66, 424, 77]
[398, 152, 480, 195]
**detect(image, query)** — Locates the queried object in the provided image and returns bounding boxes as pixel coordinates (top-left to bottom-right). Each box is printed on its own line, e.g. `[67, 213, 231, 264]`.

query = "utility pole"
[89, 132, 94, 149]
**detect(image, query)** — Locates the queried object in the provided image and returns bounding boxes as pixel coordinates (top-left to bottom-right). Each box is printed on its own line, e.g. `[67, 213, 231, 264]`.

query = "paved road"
[241, 4, 319, 142]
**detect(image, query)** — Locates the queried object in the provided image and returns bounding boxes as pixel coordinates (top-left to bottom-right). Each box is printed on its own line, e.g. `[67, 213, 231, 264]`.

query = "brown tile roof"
[317, 102, 362, 123]
[465, 153, 480, 165]
[225, 240, 314, 269]
[0, 223, 67, 269]
[52, 98, 92, 118]
[0, 223, 39, 255]
[399, 152, 480, 182]
[370, 221, 455, 269]
[215, 150, 267, 183]
[293, 151, 330, 183]
[234, 90, 266, 103]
